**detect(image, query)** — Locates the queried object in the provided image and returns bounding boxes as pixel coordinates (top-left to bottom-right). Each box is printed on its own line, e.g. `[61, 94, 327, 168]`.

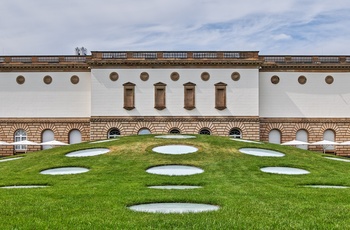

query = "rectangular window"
[184, 82, 196, 110]
[123, 82, 135, 110]
[215, 82, 227, 110]
[154, 82, 166, 110]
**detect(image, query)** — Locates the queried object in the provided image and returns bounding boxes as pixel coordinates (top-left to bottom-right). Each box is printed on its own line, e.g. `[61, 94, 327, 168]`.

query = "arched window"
[229, 128, 242, 139]
[199, 128, 211, 135]
[138, 128, 151, 135]
[69, 129, 82, 144]
[14, 129, 27, 151]
[323, 129, 335, 151]
[169, 128, 180, 134]
[268, 129, 281, 144]
[296, 129, 308, 150]
[42, 129, 54, 150]
[108, 129, 121, 139]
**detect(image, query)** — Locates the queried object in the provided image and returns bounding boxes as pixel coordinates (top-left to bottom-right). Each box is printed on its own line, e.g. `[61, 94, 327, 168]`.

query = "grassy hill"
[0, 135, 350, 229]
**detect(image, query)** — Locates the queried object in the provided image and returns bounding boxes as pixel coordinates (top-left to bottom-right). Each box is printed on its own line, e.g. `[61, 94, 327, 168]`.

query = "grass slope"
[0, 135, 350, 229]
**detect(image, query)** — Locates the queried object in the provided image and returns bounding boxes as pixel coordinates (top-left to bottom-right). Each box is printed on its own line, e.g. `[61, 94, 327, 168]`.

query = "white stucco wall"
[260, 72, 350, 117]
[0, 72, 91, 117]
[91, 68, 259, 117]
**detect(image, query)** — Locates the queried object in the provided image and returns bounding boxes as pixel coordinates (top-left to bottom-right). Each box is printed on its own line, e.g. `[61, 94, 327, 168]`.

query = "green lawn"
[1, 135, 350, 229]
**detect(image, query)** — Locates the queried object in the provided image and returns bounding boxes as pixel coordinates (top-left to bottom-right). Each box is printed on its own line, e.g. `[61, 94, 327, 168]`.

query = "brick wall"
[260, 118, 350, 156]
[0, 118, 90, 156]
[90, 116, 260, 140]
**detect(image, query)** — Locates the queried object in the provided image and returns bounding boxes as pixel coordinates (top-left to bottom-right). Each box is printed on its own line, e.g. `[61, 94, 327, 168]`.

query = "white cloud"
[272, 34, 292, 41]
[1, 0, 350, 54]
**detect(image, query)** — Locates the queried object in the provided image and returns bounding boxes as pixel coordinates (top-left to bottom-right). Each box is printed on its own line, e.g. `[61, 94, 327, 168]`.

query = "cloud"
[1, 0, 350, 54]
[272, 34, 292, 41]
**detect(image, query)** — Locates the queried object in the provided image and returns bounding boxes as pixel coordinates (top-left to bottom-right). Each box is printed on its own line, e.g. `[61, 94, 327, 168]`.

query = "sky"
[1, 0, 350, 55]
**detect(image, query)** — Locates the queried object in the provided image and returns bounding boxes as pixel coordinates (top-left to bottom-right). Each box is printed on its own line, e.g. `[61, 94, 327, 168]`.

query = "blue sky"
[1, 0, 350, 55]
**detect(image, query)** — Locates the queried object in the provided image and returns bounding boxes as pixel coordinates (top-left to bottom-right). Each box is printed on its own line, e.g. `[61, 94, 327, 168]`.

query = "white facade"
[91, 68, 259, 117]
[1, 51, 350, 155]
[0, 72, 91, 118]
[260, 72, 350, 118]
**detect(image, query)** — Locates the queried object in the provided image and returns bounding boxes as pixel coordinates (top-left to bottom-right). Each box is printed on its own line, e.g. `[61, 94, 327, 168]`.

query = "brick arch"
[264, 123, 285, 134]
[320, 124, 340, 135]
[224, 122, 247, 137]
[103, 122, 125, 136]
[194, 122, 218, 135]
[292, 123, 312, 136]
[346, 127, 350, 137]
[133, 122, 156, 134]
[7, 124, 31, 145]
[163, 122, 185, 134]
[0, 126, 4, 138]
[9, 124, 30, 136]
[65, 123, 87, 136]
[37, 123, 59, 137]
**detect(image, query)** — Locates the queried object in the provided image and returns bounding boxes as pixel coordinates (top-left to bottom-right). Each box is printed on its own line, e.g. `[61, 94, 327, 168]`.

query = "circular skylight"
[152, 145, 198, 155]
[66, 148, 110, 157]
[40, 167, 89, 175]
[260, 167, 310, 175]
[129, 203, 219, 213]
[146, 165, 204, 176]
[148, 185, 202, 190]
[154, 135, 196, 139]
[239, 148, 284, 157]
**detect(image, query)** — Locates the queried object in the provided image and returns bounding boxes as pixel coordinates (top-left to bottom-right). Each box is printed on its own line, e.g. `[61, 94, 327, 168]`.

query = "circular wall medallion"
[298, 75, 307, 85]
[325, 75, 334, 84]
[70, 75, 79, 84]
[43, 75, 52, 84]
[109, 72, 119, 81]
[231, 72, 240, 81]
[170, 72, 180, 81]
[140, 72, 149, 81]
[16, 75, 25, 85]
[271, 75, 280, 84]
[201, 72, 210, 81]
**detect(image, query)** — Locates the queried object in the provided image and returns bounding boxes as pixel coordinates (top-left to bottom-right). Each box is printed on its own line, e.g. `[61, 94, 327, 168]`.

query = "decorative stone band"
[90, 116, 261, 141]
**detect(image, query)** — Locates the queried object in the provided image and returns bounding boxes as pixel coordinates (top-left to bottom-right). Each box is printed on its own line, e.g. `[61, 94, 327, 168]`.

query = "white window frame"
[199, 128, 211, 135]
[296, 129, 308, 150]
[69, 129, 82, 144]
[108, 129, 121, 139]
[42, 129, 55, 150]
[268, 129, 281, 144]
[138, 128, 151, 135]
[14, 129, 27, 150]
[229, 128, 242, 139]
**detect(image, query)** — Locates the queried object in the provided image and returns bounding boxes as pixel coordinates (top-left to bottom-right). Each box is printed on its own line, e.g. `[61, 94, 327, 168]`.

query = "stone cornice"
[90, 116, 260, 122]
[260, 64, 350, 72]
[0, 64, 90, 72]
[260, 117, 350, 123]
[0, 118, 90, 123]
[87, 60, 263, 68]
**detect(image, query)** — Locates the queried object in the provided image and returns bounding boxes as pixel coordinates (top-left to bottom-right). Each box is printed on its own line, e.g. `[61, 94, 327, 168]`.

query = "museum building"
[1, 51, 350, 155]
